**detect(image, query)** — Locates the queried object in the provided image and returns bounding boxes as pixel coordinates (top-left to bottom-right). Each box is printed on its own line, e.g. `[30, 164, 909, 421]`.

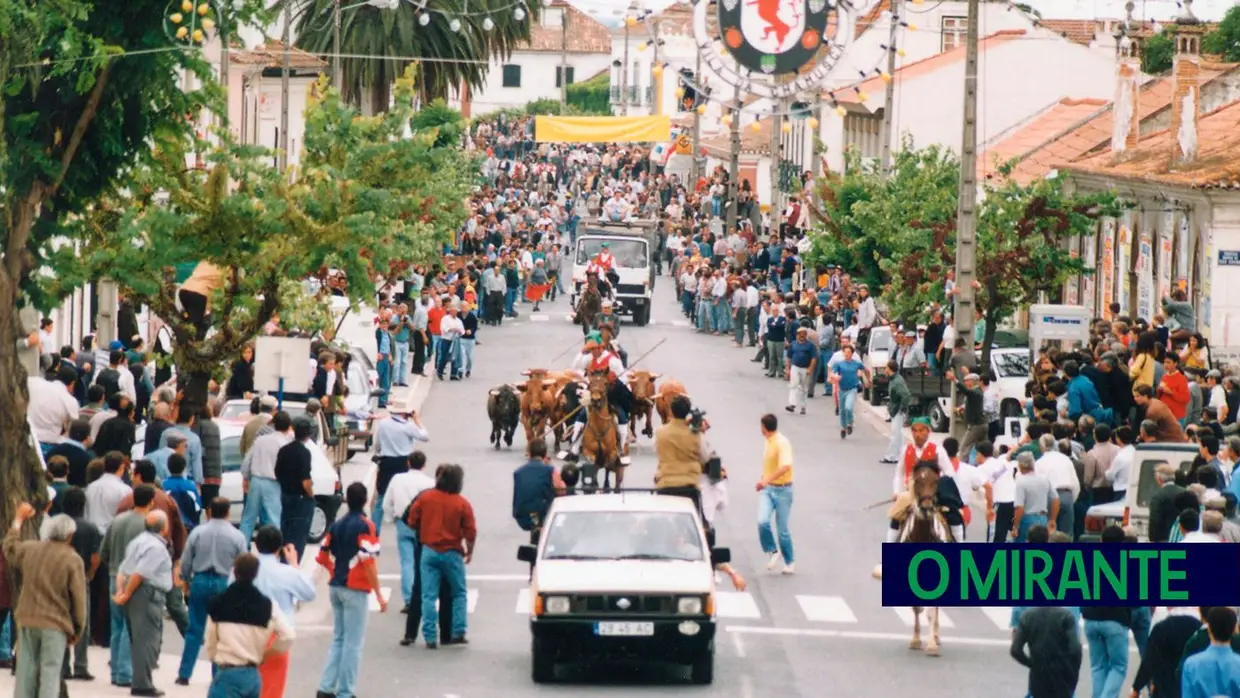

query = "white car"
[517, 494, 729, 685]
[1079, 442, 1199, 542]
[135, 418, 342, 543]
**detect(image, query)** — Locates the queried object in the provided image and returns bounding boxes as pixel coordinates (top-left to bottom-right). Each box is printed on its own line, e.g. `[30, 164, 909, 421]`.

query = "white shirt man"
[382, 466, 436, 524]
[27, 374, 80, 445]
[439, 311, 465, 341]
[745, 283, 760, 310]
[977, 455, 1017, 506]
[1035, 448, 1081, 500]
[1107, 442, 1134, 495]
[243, 429, 293, 482]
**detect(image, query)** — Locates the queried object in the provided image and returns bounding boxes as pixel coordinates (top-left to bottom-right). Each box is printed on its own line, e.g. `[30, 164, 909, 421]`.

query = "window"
[843, 112, 883, 163]
[542, 511, 705, 561]
[555, 66, 575, 87]
[541, 7, 563, 26]
[502, 64, 521, 88]
[941, 16, 968, 51]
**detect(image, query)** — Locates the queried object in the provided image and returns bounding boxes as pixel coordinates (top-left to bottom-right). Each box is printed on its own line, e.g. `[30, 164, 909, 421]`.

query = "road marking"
[672, 320, 691, 327]
[715, 591, 761, 619]
[529, 314, 550, 322]
[378, 572, 527, 582]
[892, 607, 955, 628]
[434, 589, 480, 613]
[515, 588, 531, 614]
[980, 607, 1012, 631]
[368, 586, 392, 612]
[724, 625, 1008, 647]
[730, 630, 748, 658]
[796, 595, 858, 623]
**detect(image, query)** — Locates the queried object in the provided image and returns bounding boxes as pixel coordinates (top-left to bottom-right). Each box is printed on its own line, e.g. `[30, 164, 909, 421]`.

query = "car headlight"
[544, 595, 571, 615]
[677, 596, 703, 615]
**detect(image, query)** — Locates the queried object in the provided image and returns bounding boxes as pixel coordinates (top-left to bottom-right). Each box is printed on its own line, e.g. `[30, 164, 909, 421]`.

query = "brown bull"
[516, 368, 557, 444]
[627, 370, 659, 440]
[653, 378, 687, 425]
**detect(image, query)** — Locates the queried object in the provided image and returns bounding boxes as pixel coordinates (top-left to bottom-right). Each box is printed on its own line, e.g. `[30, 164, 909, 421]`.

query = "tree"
[1202, 5, 1240, 61]
[290, 0, 535, 109]
[58, 74, 476, 416]
[410, 97, 466, 148]
[811, 145, 1120, 367]
[1142, 30, 1174, 73]
[0, 0, 263, 524]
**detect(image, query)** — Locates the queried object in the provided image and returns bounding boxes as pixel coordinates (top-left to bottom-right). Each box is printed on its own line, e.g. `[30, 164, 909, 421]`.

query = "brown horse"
[573, 275, 602, 336]
[897, 461, 954, 657]
[582, 372, 624, 490]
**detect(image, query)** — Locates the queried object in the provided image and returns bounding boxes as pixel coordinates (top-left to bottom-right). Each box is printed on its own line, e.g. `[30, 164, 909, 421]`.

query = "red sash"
[589, 352, 618, 381]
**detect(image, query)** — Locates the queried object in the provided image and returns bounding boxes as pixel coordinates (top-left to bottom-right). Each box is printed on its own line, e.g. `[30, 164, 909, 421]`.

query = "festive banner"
[534, 115, 672, 144]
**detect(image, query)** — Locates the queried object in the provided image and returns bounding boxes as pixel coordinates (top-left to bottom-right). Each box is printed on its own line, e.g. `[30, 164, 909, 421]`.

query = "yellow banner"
[535, 115, 671, 144]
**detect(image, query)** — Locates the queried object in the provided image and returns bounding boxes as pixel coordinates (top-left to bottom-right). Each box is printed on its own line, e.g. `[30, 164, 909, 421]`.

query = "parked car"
[517, 493, 730, 685]
[862, 326, 894, 404]
[898, 348, 1031, 432]
[1079, 443, 1198, 542]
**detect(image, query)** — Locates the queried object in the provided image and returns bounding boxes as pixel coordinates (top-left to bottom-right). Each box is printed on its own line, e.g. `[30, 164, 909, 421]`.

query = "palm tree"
[290, 0, 536, 110]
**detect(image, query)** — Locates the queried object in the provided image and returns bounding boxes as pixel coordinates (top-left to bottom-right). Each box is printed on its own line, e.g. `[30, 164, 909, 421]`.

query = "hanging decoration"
[164, 0, 218, 44]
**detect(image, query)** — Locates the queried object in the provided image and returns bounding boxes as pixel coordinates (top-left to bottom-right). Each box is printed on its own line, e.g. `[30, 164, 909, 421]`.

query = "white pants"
[885, 412, 906, 461]
[788, 366, 809, 409]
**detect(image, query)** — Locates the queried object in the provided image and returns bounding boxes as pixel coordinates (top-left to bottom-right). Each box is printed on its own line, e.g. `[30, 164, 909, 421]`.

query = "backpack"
[95, 367, 121, 397]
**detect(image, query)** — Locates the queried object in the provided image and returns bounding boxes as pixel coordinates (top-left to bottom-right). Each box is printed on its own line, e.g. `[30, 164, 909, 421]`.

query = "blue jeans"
[207, 665, 260, 698]
[779, 278, 792, 294]
[505, 288, 517, 316]
[695, 299, 712, 331]
[712, 301, 731, 332]
[815, 349, 833, 392]
[681, 290, 694, 316]
[1130, 606, 1151, 657]
[179, 572, 229, 681]
[318, 586, 370, 698]
[1016, 513, 1048, 543]
[396, 520, 418, 605]
[1084, 619, 1128, 698]
[108, 576, 132, 685]
[419, 547, 468, 643]
[435, 337, 459, 378]
[376, 355, 391, 407]
[393, 341, 409, 383]
[458, 338, 476, 376]
[371, 491, 386, 538]
[1056, 490, 1076, 542]
[757, 485, 795, 564]
[0, 614, 10, 661]
[838, 388, 858, 428]
[240, 476, 282, 543]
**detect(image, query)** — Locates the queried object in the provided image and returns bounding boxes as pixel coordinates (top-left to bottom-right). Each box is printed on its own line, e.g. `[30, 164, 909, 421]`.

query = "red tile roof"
[1001, 63, 1235, 183]
[979, 98, 1109, 183]
[524, 1, 611, 54]
[831, 29, 1027, 105]
[1038, 19, 1097, 46]
[232, 40, 327, 69]
[1067, 98, 1240, 188]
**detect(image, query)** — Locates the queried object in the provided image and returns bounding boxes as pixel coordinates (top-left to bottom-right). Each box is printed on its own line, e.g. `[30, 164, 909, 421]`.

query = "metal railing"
[610, 85, 622, 104]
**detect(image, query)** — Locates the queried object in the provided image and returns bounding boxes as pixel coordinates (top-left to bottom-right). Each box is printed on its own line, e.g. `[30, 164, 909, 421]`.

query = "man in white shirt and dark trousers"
[975, 442, 1016, 542]
[1035, 435, 1081, 540]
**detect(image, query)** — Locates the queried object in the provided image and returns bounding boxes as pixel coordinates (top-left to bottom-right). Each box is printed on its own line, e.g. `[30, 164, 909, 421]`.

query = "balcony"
[644, 86, 655, 104]
[627, 85, 639, 104]
[610, 85, 622, 104]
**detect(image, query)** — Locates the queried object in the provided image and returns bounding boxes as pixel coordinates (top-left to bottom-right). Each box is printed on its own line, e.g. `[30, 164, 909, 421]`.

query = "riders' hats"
[601, 242, 609, 248]
[910, 417, 931, 428]
[585, 331, 603, 345]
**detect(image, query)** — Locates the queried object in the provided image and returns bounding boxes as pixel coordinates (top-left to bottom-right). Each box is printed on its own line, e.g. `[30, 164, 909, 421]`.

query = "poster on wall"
[1177, 213, 1191, 292]
[1138, 231, 1154, 321]
[1159, 231, 1173, 302]
[1082, 221, 1097, 316]
[1100, 218, 1115, 313]
[1065, 243, 1080, 305]
[1118, 221, 1131, 313]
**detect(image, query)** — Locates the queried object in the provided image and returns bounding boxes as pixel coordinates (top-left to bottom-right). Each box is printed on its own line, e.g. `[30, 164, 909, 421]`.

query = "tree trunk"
[177, 368, 213, 421]
[0, 293, 48, 528]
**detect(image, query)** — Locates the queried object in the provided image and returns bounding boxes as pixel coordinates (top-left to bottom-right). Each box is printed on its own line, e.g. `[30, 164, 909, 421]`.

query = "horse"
[574, 275, 602, 336]
[581, 372, 624, 491]
[897, 460, 954, 657]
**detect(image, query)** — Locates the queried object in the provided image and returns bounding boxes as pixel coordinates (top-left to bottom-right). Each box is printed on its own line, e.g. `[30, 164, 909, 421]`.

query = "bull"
[486, 384, 521, 449]
[550, 373, 587, 455]
[653, 378, 687, 425]
[517, 368, 558, 444]
[627, 370, 659, 441]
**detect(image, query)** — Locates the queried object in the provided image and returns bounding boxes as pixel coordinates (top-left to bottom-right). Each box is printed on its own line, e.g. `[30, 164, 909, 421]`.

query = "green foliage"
[567, 72, 611, 115]
[811, 143, 1120, 357]
[1202, 5, 1240, 61]
[525, 98, 564, 116]
[411, 97, 465, 148]
[1142, 31, 1174, 73]
[290, 0, 535, 107]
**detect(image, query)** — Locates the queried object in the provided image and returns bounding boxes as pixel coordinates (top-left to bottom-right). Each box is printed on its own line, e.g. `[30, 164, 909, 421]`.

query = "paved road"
[279, 282, 1065, 698]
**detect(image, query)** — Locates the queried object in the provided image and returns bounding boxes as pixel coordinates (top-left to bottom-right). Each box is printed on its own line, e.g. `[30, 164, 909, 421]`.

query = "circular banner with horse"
[718, 0, 832, 75]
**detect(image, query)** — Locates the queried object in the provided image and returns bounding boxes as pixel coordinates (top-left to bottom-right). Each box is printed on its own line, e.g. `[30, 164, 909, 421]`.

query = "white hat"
[602, 299, 614, 308]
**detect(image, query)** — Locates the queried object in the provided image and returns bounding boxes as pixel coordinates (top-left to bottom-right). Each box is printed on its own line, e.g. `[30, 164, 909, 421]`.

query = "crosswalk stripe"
[715, 591, 761, 619]
[529, 314, 550, 322]
[892, 607, 955, 628]
[796, 595, 858, 623]
[516, 588, 531, 614]
[980, 607, 1012, 631]
[672, 320, 691, 327]
[368, 586, 392, 612]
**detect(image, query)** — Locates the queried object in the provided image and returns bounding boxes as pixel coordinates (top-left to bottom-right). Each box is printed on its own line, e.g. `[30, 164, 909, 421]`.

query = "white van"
[1080, 443, 1200, 542]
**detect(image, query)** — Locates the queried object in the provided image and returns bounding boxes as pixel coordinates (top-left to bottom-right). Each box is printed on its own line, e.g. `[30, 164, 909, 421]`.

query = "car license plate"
[595, 622, 654, 637]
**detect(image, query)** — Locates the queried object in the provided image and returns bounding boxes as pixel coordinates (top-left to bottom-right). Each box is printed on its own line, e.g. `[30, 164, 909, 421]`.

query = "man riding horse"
[594, 299, 629, 367]
[574, 271, 604, 336]
[557, 331, 634, 466]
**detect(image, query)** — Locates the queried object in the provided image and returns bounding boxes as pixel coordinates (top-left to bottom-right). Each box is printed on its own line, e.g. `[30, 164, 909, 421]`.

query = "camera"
[687, 407, 708, 433]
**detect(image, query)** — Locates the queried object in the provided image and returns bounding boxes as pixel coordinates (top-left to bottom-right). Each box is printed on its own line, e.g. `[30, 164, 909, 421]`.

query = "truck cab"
[569, 219, 657, 326]
[517, 493, 728, 685]
[1079, 443, 1200, 542]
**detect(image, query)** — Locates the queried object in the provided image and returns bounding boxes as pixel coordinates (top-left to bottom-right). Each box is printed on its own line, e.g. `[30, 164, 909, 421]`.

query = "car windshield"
[575, 238, 648, 269]
[218, 402, 307, 421]
[868, 329, 892, 352]
[1135, 457, 1195, 508]
[991, 352, 1030, 379]
[221, 436, 242, 473]
[541, 511, 704, 562]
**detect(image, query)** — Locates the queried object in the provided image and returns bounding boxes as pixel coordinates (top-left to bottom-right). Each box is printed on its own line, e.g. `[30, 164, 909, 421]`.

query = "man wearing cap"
[562, 333, 633, 464]
[887, 417, 959, 541]
[956, 373, 988, 462]
[785, 326, 817, 416]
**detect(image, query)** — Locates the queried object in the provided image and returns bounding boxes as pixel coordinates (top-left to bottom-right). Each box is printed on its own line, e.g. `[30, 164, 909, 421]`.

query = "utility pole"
[726, 83, 741, 234]
[879, 0, 900, 172]
[770, 100, 783, 226]
[559, 4, 568, 110]
[948, 0, 980, 438]
[333, 0, 342, 89]
[690, 49, 702, 184]
[279, 0, 292, 172]
[621, 8, 632, 116]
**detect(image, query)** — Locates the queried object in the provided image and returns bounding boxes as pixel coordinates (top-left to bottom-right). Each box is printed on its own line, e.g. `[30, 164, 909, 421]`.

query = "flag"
[525, 283, 552, 302]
